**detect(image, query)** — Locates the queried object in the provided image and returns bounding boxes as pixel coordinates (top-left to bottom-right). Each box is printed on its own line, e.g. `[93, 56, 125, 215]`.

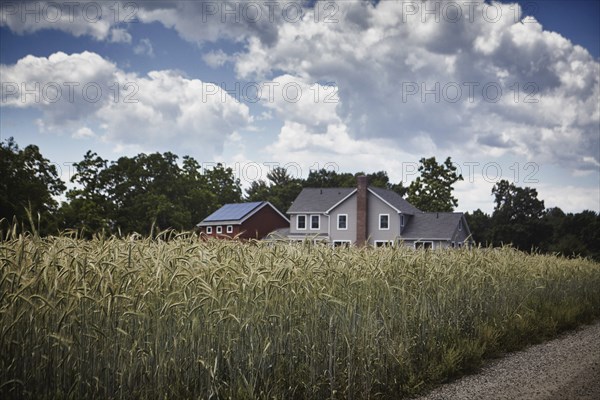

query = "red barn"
[197, 201, 289, 240]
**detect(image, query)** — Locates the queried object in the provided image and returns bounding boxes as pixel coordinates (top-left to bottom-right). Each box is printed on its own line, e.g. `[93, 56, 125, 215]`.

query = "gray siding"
[329, 194, 357, 243]
[367, 192, 400, 244]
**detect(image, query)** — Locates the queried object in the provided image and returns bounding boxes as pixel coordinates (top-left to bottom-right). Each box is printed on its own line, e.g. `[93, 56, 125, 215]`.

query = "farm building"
[269, 176, 472, 249]
[197, 201, 289, 240]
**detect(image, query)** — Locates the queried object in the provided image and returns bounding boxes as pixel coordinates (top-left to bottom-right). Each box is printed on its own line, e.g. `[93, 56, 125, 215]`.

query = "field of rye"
[1, 231, 599, 399]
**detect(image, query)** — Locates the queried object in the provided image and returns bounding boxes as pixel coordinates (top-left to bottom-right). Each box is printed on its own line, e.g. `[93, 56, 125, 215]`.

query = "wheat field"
[1, 232, 599, 399]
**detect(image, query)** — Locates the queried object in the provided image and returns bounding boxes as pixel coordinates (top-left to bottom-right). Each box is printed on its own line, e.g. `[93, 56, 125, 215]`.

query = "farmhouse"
[270, 176, 472, 249]
[197, 201, 289, 239]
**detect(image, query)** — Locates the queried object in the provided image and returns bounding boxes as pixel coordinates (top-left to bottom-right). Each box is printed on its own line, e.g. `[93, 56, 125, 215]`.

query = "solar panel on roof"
[203, 202, 263, 222]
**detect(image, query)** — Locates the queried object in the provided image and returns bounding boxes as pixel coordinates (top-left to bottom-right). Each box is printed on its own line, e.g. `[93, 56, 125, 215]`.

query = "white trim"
[226, 225, 233, 233]
[325, 189, 358, 213]
[310, 214, 320, 230]
[296, 215, 307, 230]
[239, 201, 290, 224]
[337, 214, 348, 230]
[216, 226, 222, 234]
[368, 188, 401, 213]
[206, 226, 212, 234]
[379, 214, 390, 230]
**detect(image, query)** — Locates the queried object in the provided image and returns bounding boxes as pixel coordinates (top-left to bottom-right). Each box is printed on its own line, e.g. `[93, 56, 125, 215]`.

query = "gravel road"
[415, 320, 600, 400]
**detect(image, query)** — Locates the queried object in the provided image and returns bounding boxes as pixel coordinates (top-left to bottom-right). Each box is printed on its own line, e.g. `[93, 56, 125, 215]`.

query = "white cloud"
[227, 0, 600, 172]
[1, 51, 252, 158]
[72, 126, 96, 139]
[133, 38, 154, 57]
[109, 28, 132, 44]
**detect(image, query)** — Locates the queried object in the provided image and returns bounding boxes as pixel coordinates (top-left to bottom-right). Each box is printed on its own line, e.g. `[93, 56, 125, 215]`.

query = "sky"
[1, 0, 599, 214]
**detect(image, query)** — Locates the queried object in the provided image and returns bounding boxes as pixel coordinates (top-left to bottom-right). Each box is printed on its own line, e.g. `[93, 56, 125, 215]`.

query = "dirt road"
[416, 321, 600, 400]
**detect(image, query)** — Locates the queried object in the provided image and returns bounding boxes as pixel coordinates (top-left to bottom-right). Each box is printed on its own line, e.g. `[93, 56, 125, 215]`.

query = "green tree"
[407, 157, 463, 211]
[465, 209, 492, 246]
[246, 167, 302, 213]
[1, 137, 65, 232]
[490, 180, 550, 251]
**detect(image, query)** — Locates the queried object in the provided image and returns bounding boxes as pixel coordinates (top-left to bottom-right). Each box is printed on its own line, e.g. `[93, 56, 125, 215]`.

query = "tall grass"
[1, 232, 599, 399]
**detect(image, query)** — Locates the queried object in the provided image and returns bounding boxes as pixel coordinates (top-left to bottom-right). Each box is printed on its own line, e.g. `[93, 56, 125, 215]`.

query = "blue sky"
[1, 0, 599, 213]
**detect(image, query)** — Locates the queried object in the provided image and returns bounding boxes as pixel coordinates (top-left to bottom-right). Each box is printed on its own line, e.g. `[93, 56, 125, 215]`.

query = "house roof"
[369, 187, 421, 215]
[287, 186, 421, 215]
[198, 201, 289, 226]
[287, 188, 356, 213]
[401, 212, 467, 240]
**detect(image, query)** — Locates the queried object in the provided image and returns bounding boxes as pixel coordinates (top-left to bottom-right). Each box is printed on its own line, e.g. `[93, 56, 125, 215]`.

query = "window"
[226, 225, 233, 233]
[297, 215, 306, 230]
[414, 241, 433, 250]
[206, 226, 212, 234]
[216, 226, 222, 234]
[375, 241, 394, 247]
[459, 219, 463, 231]
[400, 214, 405, 228]
[338, 214, 348, 230]
[451, 241, 455, 248]
[333, 240, 351, 247]
[310, 215, 320, 230]
[457, 242, 463, 248]
[379, 214, 389, 230]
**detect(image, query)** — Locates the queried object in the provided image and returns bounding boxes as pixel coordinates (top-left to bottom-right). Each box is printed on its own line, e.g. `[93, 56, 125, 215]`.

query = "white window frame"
[374, 240, 394, 248]
[310, 215, 320, 230]
[337, 214, 348, 230]
[379, 214, 390, 230]
[216, 226, 222, 234]
[226, 225, 233, 233]
[296, 215, 307, 230]
[400, 214, 405, 228]
[333, 240, 351, 247]
[206, 226, 212, 234]
[414, 241, 434, 250]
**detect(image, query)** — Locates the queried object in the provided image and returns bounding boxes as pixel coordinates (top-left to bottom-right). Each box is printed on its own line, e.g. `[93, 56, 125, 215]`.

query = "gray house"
[271, 176, 472, 249]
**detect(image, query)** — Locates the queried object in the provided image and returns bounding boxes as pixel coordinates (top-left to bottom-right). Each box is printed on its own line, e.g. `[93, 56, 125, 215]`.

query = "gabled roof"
[198, 201, 289, 226]
[401, 212, 468, 240]
[287, 188, 356, 213]
[369, 187, 421, 215]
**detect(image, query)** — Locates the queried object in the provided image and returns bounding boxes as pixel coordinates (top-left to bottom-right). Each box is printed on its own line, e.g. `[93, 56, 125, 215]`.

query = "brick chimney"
[356, 175, 368, 246]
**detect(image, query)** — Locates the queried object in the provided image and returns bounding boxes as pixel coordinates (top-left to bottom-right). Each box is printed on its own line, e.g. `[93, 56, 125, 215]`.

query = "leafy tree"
[465, 209, 492, 246]
[1, 137, 65, 233]
[407, 157, 463, 211]
[490, 180, 550, 251]
[246, 167, 302, 213]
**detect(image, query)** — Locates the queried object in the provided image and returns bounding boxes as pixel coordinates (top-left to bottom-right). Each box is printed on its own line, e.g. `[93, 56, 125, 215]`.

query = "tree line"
[2, 137, 598, 259]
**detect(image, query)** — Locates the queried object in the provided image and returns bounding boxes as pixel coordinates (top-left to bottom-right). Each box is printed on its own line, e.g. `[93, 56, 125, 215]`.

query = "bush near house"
[1, 233, 599, 399]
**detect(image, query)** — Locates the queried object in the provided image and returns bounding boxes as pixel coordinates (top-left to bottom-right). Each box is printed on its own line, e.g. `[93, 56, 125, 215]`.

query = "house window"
[333, 240, 351, 247]
[338, 214, 347, 230]
[226, 225, 233, 233]
[459, 220, 463, 231]
[375, 240, 394, 248]
[310, 215, 320, 230]
[400, 214, 405, 228]
[297, 215, 306, 230]
[206, 226, 212, 234]
[451, 241, 455, 248]
[457, 242, 463, 248]
[216, 226, 222, 234]
[379, 214, 389, 230]
[414, 241, 433, 250]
